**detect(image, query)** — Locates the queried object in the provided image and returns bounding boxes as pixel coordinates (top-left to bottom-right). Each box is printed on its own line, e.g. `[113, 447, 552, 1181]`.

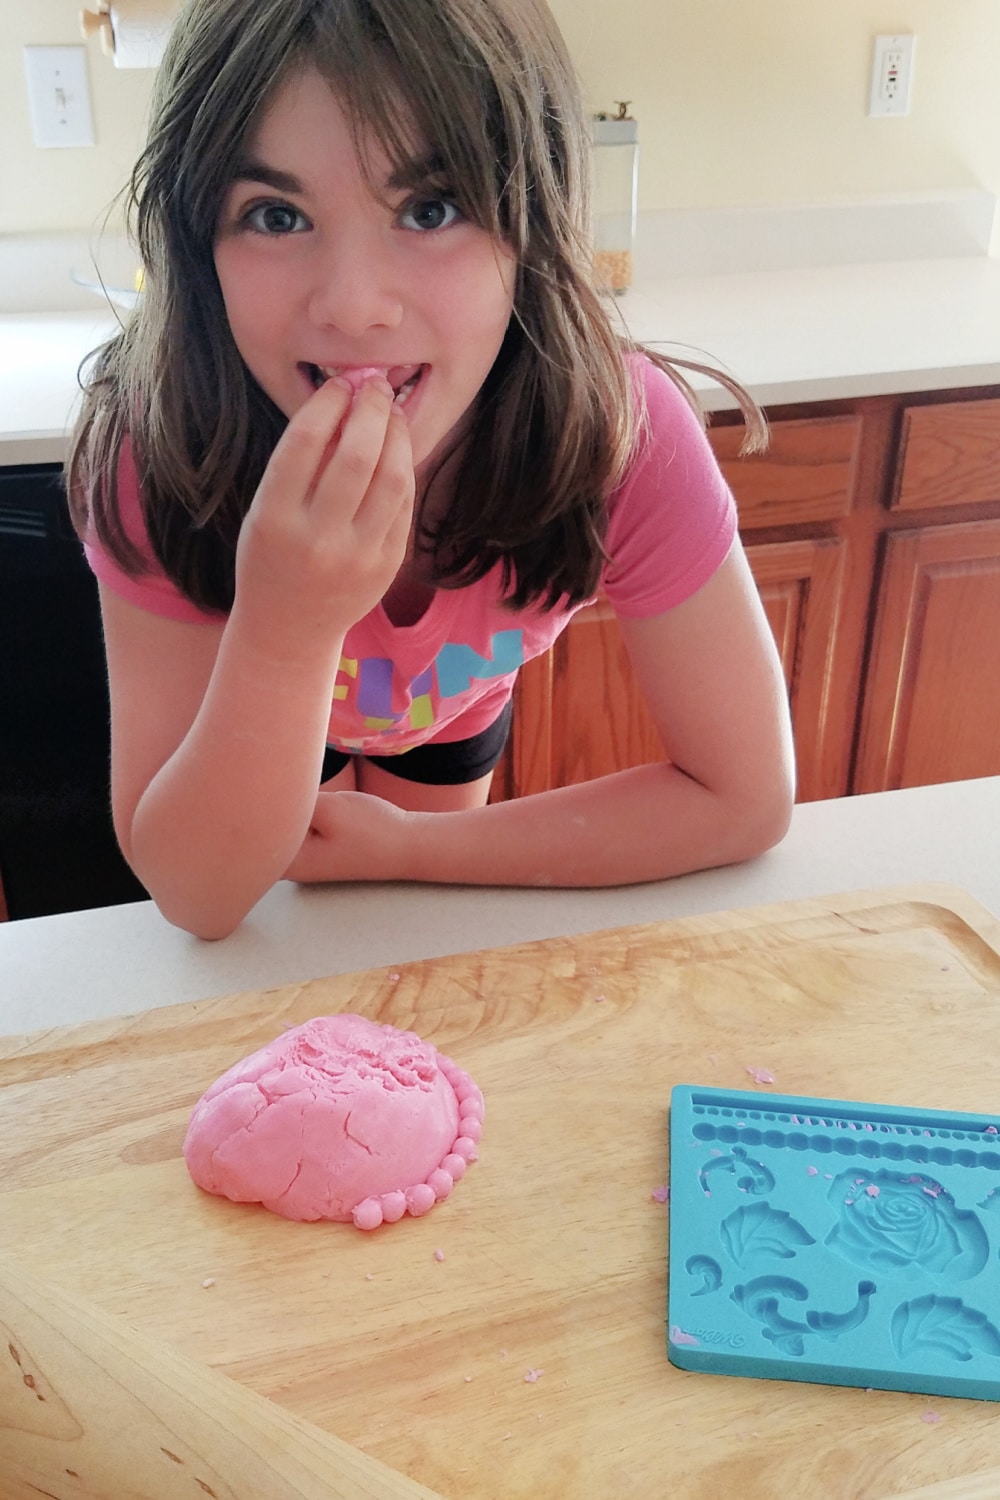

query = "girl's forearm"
[126, 615, 344, 938]
[399, 764, 793, 888]
[302, 761, 793, 890]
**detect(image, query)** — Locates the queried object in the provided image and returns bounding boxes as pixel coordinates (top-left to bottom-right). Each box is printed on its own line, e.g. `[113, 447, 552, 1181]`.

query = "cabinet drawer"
[709, 415, 862, 527]
[894, 398, 1000, 511]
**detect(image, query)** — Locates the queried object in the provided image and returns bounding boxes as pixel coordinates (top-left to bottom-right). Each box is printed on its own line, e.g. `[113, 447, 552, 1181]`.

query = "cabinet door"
[502, 597, 663, 799]
[745, 536, 853, 802]
[853, 517, 1000, 791]
[500, 535, 851, 803]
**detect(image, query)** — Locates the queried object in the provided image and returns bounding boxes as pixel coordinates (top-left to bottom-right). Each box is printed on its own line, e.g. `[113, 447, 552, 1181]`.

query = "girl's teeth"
[392, 371, 420, 407]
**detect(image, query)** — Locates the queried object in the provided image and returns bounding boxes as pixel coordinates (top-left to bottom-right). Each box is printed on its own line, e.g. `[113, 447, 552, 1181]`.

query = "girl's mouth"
[302, 362, 425, 406]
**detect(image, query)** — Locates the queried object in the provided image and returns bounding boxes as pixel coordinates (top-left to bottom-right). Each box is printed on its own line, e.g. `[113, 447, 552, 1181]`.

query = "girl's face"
[213, 68, 517, 477]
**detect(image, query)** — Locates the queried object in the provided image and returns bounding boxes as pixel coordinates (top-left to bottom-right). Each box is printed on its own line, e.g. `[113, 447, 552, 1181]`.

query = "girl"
[69, 0, 795, 940]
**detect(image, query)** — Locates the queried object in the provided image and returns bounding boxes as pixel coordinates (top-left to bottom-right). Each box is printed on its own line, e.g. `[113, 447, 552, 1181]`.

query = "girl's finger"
[258, 377, 356, 511]
[307, 379, 402, 522]
[347, 402, 416, 548]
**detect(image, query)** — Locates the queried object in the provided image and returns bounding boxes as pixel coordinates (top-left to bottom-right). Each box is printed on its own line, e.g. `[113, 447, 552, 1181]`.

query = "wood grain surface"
[2, 883, 1000, 1500]
[0, 1258, 443, 1499]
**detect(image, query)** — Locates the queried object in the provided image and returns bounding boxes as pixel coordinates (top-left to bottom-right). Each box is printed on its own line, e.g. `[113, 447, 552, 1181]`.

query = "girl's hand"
[233, 377, 415, 653]
[283, 788, 412, 884]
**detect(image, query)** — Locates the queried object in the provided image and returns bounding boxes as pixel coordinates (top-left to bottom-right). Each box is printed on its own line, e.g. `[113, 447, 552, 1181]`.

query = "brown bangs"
[305, 5, 532, 248]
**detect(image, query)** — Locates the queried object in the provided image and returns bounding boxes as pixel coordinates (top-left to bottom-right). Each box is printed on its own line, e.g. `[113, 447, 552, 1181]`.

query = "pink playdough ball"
[406, 1183, 437, 1216]
[353, 1198, 383, 1231]
[182, 1014, 481, 1227]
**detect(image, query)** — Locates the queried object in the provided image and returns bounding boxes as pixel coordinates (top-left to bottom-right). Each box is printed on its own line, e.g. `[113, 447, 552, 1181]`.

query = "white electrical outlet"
[869, 34, 915, 118]
[23, 45, 95, 148]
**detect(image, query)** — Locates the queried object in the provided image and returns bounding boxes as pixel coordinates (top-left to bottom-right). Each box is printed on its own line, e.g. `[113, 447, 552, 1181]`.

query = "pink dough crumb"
[434, 1248, 446, 1262]
[651, 1184, 670, 1203]
[806, 1166, 819, 1177]
[744, 1066, 775, 1086]
[921, 1410, 942, 1424]
[866, 1184, 880, 1198]
[524, 1369, 544, 1383]
[339, 365, 391, 392]
[670, 1326, 700, 1347]
[182, 1014, 484, 1229]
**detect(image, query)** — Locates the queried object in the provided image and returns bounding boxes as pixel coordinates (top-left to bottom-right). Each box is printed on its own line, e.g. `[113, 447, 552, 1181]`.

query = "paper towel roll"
[107, 0, 177, 68]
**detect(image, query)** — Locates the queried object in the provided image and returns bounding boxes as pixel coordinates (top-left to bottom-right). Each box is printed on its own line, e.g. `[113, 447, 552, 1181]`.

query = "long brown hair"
[68, 0, 762, 612]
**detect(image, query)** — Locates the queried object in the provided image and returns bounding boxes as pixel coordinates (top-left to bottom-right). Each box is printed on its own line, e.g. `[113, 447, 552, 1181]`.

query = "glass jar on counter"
[590, 103, 638, 295]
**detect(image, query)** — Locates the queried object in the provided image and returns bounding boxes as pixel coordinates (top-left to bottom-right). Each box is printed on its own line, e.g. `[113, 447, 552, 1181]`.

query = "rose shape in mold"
[825, 1169, 989, 1280]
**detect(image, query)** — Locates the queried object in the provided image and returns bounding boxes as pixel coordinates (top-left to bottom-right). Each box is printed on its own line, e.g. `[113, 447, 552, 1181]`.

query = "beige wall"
[0, 0, 154, 233]
[553, 0, 1000, 212]
[2, 0, 999, 234]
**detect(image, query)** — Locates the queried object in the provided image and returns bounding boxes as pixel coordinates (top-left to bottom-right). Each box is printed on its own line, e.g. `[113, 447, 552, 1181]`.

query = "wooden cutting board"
[4, 883, 1000, 1500]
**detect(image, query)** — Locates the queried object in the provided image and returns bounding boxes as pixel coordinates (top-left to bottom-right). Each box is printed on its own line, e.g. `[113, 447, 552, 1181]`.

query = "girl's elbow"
[739, 770, 795, 860]
[136, 865, 252, 940]
[148, 873, 256, 940]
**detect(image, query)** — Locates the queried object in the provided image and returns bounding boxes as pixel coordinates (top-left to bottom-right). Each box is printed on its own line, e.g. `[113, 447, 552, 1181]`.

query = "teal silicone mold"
[667, 1086, 1000, 1400]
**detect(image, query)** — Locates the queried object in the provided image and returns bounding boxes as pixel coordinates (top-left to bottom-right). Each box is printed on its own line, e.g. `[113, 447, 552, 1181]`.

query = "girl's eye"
[243, 201, 310, 235]
[398, 196, 462, 233]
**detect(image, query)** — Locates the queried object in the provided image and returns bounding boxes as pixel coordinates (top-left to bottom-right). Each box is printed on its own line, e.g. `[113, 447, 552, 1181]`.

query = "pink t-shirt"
[84, 355, 736, 755]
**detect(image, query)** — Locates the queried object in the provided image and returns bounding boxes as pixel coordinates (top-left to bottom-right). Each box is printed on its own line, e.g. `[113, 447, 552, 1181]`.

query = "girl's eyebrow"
[229, 151, 445, 196]
[230, 159, 304, 194]
[386, 150, 447, 191]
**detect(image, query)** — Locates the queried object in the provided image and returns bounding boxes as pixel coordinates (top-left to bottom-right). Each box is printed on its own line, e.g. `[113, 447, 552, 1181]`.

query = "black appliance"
[0, 463, 148, 918]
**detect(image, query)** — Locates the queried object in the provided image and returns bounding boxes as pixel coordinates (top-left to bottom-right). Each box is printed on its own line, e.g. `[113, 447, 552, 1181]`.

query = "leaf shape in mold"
[891, 1295, 1000, 1363]
[720, 1201, 816, 1267]
[685, 1254, 722, 1296]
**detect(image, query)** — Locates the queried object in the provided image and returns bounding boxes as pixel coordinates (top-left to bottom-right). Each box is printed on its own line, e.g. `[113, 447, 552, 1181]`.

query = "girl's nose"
[305, 235, 404, 336]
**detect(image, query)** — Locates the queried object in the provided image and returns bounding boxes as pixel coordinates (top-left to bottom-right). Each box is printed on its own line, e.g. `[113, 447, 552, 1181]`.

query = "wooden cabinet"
[494, 385, 1000, 804]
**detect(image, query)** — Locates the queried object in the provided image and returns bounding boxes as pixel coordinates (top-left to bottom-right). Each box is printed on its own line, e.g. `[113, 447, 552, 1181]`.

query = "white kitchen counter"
[0, 309, 119, 465]
[619, 255, 1000, 409]
[3, 254, 1000, 465]
[3, 775, 998, 1035]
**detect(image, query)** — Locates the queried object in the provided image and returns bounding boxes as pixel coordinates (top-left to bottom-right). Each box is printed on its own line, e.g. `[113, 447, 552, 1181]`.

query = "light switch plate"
[23, 45, 95, 148]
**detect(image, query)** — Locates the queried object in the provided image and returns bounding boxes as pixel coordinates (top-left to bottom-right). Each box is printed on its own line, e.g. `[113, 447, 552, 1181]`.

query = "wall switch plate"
[869, 34, 915, 118]
[23, 45, 95, 148]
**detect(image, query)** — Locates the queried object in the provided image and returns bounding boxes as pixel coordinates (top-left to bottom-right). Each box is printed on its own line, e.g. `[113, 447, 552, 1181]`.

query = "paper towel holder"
[80, 2, 114, 58]
[80, 1, 175, 68]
